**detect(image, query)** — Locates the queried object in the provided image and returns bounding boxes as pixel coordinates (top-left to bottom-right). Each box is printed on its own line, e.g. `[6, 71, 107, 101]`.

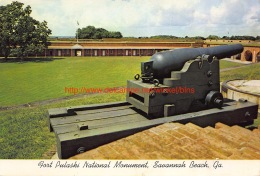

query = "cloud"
[209, 0, 247, 25]
[0, 0, 259, 37]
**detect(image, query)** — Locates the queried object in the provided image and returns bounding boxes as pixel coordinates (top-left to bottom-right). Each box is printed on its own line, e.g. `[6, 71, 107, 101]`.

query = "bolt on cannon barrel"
[141, 44, 244, 82]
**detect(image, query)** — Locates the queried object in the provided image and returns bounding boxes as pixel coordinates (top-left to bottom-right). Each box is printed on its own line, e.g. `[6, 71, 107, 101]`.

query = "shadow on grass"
[0, 57, 65, 63]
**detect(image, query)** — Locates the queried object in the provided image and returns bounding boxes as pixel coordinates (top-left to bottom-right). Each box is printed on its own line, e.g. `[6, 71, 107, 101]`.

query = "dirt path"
[0, 91, 103, 111]
[0, 87, 126, 111]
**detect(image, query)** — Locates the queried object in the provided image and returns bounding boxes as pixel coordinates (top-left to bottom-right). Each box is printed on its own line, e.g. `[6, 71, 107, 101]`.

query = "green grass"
[220, 64, 260, 81]
[219, 60, 244, 69]
[0, 57, 248, 107]
[0, 57, 259, 159]
[0, 56, 148, 106]
[0, 93, 125, 159]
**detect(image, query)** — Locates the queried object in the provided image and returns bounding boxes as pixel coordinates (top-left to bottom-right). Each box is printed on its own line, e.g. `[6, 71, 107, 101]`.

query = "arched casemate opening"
[244, 50, 253, 61]
[234, 53, 241, 60]
[257, 52, 260, 62]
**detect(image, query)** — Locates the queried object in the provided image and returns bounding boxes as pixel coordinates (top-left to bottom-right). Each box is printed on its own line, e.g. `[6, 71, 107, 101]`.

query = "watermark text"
[64, 86, 195, 95]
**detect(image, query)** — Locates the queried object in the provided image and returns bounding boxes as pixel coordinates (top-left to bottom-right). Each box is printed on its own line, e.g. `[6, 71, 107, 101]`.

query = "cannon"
[126, 44, 244, 117]
[48, 44, 258, 159]
[141, 44, 243, 81]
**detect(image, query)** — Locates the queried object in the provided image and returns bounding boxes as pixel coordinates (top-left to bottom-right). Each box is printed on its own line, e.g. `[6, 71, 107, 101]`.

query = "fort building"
[44, 39, 260, 63]
[1, 39, 258, 63]
[45, 41, 202, 57]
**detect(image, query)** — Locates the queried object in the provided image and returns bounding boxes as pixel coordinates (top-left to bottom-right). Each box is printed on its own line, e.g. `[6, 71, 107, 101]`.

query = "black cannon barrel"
[141, 44, 243, 80]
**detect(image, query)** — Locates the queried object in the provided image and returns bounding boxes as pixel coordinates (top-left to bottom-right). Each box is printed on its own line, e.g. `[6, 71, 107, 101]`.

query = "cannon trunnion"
[48, 44, 258, 159]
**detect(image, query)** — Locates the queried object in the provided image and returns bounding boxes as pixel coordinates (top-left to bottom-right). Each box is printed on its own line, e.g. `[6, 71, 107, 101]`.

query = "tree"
[222, 36, 230, 40]
[207, 35, 220, 40]
[78, 26, 96, 39]
[0, 1, 51, 59]
[77, 25, 123, 39]
[109, 31, 123, 38]
[95, 28, 109, 39]
[230, 35, 256, 41]
[193, 36, 206, 40]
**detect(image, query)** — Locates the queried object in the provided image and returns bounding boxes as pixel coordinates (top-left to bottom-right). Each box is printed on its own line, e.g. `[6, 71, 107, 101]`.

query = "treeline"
[77, 26, 123, 39]
[147, 35, 259, 41]
[208, 35, 260, 40]
[149, 35, 206, 40]
[73, 26, 260, 41]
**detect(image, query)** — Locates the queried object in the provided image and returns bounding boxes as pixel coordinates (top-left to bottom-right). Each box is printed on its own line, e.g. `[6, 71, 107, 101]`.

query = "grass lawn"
[0, 56, 148, 106]
[220, 63, 260, 81]
[0, 93, 125, 159]
[219, 60, 244, 69]
[0, 56, 259, 159]
[0, 57, 247, 107]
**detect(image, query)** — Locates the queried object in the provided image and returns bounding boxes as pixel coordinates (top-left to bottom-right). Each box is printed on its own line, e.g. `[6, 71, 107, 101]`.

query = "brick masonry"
[70, 122, 260, 159]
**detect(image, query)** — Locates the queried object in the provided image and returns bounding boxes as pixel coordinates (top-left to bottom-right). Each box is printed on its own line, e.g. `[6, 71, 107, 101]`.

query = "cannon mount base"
[48, 98, 258, 159]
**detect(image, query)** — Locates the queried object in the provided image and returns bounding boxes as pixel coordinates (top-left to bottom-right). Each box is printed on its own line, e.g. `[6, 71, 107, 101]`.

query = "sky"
[0, 0, 259, 37]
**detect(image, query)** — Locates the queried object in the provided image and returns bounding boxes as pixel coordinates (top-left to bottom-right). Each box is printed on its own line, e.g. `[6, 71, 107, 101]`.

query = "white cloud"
[209, 0, 247, 25]
[0, 0, 259, 37]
